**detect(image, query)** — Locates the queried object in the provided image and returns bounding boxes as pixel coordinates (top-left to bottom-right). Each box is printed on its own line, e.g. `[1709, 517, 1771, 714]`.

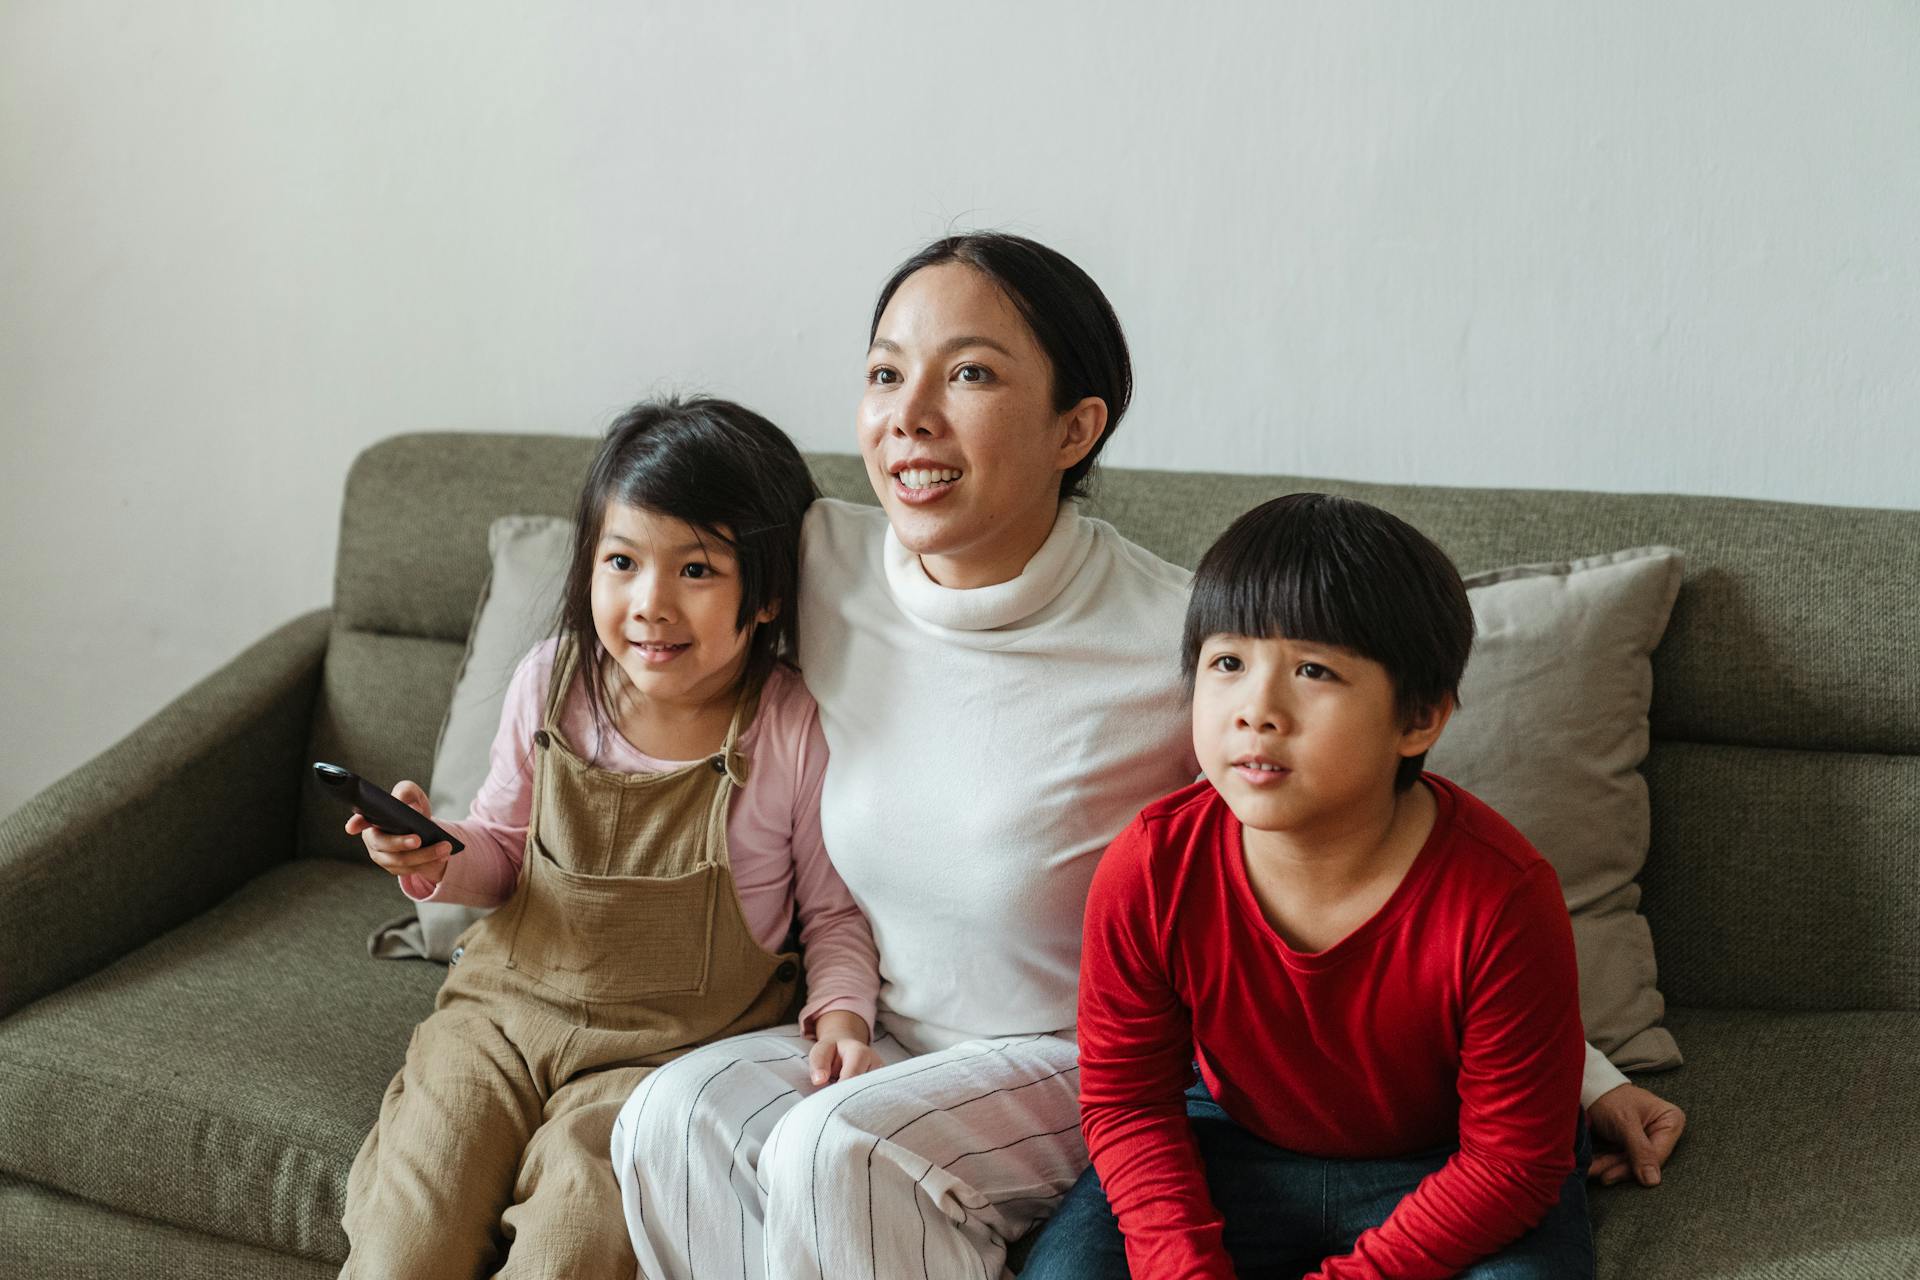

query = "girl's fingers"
[837, 1043, 881, 1080]
[807, 1038, 837, 1086]
[369, 843, 451, 875]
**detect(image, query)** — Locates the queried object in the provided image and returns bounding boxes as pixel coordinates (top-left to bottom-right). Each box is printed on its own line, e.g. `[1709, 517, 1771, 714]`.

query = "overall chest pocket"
[507, 840, 719, 1004]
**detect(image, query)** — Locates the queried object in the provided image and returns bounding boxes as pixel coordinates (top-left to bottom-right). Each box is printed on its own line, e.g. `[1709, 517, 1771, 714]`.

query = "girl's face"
[590, 502, 776, 713]
[859, 262, 1106, 590]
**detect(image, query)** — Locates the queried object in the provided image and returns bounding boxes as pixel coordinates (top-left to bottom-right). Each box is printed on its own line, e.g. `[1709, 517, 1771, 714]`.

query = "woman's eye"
[607, 554, 634, 572]
[867, 366, 899, 386]
[955, 363, 990, 384]
[1208, 654, 1243, 673]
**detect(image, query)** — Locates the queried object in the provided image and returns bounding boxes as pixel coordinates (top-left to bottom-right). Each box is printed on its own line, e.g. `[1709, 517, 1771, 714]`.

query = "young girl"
[339, 397, 883, 1280]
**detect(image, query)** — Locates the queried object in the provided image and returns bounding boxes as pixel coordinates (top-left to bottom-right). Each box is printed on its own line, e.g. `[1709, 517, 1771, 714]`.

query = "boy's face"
[1191, 633, 1450, 842]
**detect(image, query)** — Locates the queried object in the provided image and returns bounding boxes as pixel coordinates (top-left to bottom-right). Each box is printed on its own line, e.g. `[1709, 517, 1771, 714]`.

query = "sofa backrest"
[307, 434, 1920, 1015]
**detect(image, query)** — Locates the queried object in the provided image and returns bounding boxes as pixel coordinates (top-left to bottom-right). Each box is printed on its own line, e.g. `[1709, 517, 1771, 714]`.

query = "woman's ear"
[1056, 396, 1109, 473]
[1397, 694, 1455, 760]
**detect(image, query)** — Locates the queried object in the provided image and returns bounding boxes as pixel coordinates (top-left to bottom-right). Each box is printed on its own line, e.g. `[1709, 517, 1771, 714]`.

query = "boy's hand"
[1586, 1082, 1687, 1186]
[347, 779, 453, 886]
[808, 1011, 881, 1085]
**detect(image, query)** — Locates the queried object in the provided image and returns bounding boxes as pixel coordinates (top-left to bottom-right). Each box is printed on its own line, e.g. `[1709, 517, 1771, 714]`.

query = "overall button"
[449, 945, 465, 965]
[775, 961, 798, 983]
[709, 755, 727, 774]
[533, 730, 551, 749]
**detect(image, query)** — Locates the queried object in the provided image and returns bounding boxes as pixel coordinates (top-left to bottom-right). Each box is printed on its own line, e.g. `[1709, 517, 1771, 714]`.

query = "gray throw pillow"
[1432, 546, 1686, 1071]
[367, 516, 572, 961]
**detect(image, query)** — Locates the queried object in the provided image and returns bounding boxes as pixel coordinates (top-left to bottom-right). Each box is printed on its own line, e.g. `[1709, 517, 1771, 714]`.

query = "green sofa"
[3, 433, 1915, 1278]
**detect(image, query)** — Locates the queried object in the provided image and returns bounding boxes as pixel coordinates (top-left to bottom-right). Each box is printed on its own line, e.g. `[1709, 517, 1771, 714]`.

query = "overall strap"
[709, 675, 764, 788]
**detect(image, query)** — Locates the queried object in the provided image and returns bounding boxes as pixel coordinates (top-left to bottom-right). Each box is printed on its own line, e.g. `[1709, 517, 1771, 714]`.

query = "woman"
[612, 233, 1685, 1278]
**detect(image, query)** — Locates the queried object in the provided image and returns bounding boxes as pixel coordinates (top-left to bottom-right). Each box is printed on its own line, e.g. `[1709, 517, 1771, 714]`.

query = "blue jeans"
[1022, 1080, 1593, 1279]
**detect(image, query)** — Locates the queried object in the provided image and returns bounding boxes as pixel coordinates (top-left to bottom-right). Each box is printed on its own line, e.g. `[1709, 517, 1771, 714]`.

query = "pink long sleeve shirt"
[403, 638, 880, 1035]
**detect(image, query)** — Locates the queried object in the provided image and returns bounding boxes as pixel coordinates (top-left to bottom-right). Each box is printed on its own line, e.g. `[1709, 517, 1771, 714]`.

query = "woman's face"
[859, 262, 1105, 590]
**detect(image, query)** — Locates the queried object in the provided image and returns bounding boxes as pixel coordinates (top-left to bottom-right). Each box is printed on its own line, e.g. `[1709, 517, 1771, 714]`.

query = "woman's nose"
[892, 377, 945, 438]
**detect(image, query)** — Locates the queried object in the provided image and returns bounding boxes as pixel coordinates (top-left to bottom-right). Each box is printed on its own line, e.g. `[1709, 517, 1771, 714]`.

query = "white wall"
[3, 1, 1916, 820]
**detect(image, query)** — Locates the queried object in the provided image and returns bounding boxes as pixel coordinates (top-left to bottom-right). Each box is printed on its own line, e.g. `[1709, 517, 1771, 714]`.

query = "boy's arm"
[1078, 821, 1236, 1280]
[1309, 862, 1585, 1280]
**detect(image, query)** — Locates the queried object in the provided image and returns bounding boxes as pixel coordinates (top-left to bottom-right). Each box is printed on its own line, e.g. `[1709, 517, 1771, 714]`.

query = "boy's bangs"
[1185, 528, 1371, 667]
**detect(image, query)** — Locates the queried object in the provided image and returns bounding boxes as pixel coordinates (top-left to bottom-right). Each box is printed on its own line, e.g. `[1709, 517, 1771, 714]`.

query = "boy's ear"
[1397, 694, 1454, 759]
[755, 600, 781, 626]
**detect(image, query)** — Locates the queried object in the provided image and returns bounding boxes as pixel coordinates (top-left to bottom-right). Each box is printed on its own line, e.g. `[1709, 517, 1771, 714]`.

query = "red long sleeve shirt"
[1078, 775, 1584, 1280]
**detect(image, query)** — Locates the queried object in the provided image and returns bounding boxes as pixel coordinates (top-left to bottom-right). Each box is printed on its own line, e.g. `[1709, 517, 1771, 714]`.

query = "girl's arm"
[785, 698, 881, 1043]
[396, 645, 551, 907]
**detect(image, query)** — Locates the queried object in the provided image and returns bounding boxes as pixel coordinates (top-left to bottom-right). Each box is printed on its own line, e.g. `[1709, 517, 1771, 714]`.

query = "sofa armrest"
[0, 610, 332, 1017]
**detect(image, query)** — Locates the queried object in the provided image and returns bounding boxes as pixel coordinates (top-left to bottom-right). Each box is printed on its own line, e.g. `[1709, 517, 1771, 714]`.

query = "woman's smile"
[889, 460, 965, 503]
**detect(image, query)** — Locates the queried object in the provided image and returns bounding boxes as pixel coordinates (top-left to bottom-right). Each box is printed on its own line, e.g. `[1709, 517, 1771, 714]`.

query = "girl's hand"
[347, 779, 454, 886]
[808, 1011, 881, 1085]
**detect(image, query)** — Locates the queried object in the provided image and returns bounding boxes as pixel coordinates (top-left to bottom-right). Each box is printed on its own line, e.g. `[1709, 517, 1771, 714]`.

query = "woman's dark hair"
[1181, 493, 1476, 792]
[555, 396, 818, 736]
[869, 232, 1131, 501]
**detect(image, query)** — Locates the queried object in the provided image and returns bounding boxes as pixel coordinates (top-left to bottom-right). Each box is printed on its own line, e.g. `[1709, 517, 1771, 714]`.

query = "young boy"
[1023, 494, 1592, 1279]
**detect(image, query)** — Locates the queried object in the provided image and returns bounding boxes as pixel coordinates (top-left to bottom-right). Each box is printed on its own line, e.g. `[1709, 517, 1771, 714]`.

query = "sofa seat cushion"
[1591, 1006, 1920, 1277]
[0, 859, 441, 1263]
[1, 1173, 337, 1280]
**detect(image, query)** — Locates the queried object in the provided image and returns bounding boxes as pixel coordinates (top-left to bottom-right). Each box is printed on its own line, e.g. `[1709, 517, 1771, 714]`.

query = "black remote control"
[312, 762, 465, 855]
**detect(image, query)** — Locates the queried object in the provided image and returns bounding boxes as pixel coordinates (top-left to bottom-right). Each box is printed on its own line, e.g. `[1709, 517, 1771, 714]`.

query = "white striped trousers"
[611, 1026, 1086, 1280]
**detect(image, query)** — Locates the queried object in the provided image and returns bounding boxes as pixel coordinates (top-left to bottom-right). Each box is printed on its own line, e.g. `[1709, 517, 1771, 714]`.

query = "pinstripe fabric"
[613, 1028, 1086, 1279]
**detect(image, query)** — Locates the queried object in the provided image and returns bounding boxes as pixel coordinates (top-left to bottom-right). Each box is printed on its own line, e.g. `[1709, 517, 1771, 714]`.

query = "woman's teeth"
[897, 468, 961, 490]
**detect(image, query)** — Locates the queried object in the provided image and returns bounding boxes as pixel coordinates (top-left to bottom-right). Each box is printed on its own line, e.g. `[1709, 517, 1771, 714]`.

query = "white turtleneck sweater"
[796, 497, 1629, 1105]
[798, 498, 1197, 1054]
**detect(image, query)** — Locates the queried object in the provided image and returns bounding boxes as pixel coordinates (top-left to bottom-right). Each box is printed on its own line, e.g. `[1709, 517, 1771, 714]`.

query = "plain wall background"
[3, 1, 1917, 821]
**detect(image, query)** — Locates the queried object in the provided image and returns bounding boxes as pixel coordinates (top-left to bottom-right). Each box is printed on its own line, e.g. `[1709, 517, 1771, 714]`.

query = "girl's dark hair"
[1181, 493, 1476, 792]
[869, 232, 1132, 501]
[556, 396, 818, 735]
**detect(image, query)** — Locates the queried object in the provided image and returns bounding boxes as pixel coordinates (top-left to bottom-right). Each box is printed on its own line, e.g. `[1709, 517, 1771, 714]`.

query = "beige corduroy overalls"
[341, 640, 800, 1279]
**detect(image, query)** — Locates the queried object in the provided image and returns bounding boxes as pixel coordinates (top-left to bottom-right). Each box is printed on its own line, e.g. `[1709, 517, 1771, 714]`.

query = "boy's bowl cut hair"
[1181, 493, 1476, 792]
[870, 231, 1131, 502]
[556, 396, 820, 735]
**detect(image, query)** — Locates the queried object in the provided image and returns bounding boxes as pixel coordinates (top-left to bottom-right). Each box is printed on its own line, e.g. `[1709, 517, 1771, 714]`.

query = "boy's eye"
[955, 363, 991, 384]
[607, 553, 634, 572]
[681, 563, 713, 580]
[1208, 654, 1243, 673]
[867, 366, 899, 386]
[1298, 662, 1334, 681]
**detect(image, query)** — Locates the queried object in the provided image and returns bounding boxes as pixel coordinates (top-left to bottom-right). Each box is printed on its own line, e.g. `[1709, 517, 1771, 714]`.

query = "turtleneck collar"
[881, 502, 1097, 632]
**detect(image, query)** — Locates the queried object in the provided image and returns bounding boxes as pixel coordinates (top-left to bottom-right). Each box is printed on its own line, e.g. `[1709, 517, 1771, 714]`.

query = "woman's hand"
[347, 779, 454, 886]
[1586, 1082, 1687, 1186]
[808, 1011, 882, 1085]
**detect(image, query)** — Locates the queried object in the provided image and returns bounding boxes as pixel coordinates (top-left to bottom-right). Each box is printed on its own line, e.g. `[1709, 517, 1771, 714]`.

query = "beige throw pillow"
[1432, 546, 1686, 1071]
[367, 516, 573, 961]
